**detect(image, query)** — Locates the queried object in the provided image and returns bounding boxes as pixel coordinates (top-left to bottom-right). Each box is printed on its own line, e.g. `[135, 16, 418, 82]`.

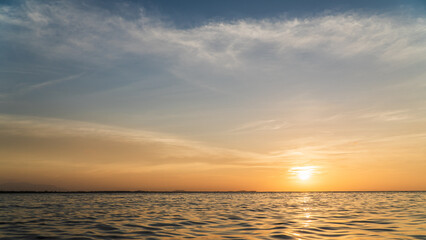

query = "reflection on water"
[0, 192, 425, 239]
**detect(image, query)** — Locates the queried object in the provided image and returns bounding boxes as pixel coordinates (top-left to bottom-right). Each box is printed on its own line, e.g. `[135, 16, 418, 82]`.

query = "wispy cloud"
[231, 119, 290, 132]
[24, 72, 86, 92]
[359, 110, 411, 121]
[2, 2, 425, 84]
[1, 1, 425, 111]
[0, 114, 265, 167]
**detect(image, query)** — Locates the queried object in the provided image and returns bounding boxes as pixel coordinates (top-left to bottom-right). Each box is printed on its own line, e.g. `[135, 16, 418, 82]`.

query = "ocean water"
[0, 192, 424, 239]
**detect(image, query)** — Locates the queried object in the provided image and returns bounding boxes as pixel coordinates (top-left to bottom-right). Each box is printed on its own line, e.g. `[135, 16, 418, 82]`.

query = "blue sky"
[0, 0, 425, 190]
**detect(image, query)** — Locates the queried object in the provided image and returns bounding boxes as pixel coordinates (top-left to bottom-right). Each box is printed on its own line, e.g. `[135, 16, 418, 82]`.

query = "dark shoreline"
[0, 190, 424, 194]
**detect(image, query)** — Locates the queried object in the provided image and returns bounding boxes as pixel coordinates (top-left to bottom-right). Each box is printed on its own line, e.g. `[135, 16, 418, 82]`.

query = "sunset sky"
[1, 0, 425, 191]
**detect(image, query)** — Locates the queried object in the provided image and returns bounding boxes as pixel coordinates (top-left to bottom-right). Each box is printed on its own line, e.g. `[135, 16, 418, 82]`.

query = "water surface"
[0, 192, 425, 239]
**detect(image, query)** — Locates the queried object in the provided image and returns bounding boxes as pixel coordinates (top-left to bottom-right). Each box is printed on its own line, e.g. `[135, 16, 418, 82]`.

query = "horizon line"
[1, 190, 425, 194]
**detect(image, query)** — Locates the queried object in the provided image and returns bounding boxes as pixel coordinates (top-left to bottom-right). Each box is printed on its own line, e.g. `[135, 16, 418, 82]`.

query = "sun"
[298, 170, 312, 181]
[289, 166, 317, 181]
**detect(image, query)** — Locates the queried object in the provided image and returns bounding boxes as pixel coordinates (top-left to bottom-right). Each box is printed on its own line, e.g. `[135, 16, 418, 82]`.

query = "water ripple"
[0, 192, 425, 239]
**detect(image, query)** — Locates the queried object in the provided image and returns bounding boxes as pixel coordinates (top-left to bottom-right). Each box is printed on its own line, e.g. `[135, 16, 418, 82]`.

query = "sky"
[0, 0, 425, 191]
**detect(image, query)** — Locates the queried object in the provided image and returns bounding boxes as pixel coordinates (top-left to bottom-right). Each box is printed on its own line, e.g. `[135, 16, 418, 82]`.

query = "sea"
[0, 192, 425, 239]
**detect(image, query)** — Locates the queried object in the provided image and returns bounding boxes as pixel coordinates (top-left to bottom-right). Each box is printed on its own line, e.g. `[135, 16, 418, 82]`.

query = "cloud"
[1, 1, 424, 111]
[2, 1, 425, 73]
[359, 110, 411, 122]
[0, 114, 265, 167]
[22, 72, 86, 93]
[231, 119, 289, 132]
[1, 0, 424, 122]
